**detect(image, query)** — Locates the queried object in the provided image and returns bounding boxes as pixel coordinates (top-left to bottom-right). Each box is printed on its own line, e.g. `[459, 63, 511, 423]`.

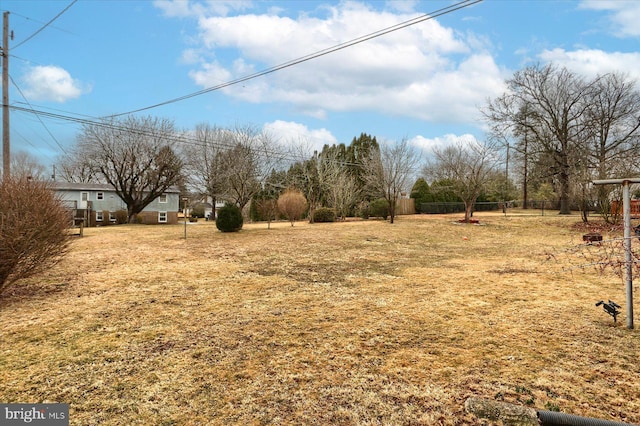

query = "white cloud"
[164, 1, 503, 126]
[385, 0, 418, 13]
[579, 1, 640, 37]
[188, 61, 233, 87]
[180, 48, 202, 65]
[539, 48, 640, 81]
[154, 0, 253, 18]
[22, 65, 88, 103]
[410, 133, 478, 153]
[263, 120, 338, 155]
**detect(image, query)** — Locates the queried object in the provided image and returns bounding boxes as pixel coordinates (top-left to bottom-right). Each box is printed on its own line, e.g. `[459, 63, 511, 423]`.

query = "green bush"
[215, 203, 243, 232]
[411, 178, 432, 213]
[313, 207, 336, 223]
[369, 198, 389, 220]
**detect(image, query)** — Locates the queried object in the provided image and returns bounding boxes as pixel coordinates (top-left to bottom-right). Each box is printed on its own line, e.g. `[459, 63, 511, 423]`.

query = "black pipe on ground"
[538, 410, 636, 426]
[464, 397, 638, 425]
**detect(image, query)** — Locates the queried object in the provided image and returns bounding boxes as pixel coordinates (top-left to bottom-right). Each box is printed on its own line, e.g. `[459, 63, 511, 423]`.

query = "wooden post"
[2, 12, 10, 179]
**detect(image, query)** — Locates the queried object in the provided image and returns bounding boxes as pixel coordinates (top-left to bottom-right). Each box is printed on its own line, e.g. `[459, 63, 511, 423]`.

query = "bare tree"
[255, 198, 279, 229]
[329, 171, 359, 220]
[57, 146, 100, 183]
[584, 72, 640, 222]
[0, 175, 71, 294]
[182, 123, 230, 218]
[11, 151, 47, 180]
[219, 142, 260, 213]
[485, 64, 597, 214]
[424, 140, 500, 223]
[216, 125, 284, 215]
[78, 115, 183, 223]
[362, 138, 421, 224]
[313, 146, 360, 220]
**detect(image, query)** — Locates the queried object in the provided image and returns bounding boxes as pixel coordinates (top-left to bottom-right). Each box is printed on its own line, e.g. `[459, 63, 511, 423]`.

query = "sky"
[2, 0, 640, 171]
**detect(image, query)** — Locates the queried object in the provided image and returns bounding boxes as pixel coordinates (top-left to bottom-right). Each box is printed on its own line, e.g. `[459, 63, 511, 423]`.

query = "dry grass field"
[1, 212, 639, 425]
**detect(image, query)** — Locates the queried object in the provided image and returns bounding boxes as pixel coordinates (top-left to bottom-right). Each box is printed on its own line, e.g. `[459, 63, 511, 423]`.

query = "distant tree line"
[34, 61, 640, 226]
[57, 126, 422, 225]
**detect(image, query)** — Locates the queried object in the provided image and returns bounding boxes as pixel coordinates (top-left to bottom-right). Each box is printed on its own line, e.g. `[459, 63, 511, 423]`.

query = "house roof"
[53, 182, 115, 191]
[52, 181, 181, 193]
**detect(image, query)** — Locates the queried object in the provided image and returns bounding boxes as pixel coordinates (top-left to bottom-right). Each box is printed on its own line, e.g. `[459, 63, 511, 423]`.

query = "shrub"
[0, 176, 72, 295]
[215, 203, 243, 232]
[114, 210, 128, 224]
[313, 207, 336, 223]
[369, 198, 389, 220]
[277, 189, 307, 226]
[191, 204, 205, 218]
[100, 210, 111, 226]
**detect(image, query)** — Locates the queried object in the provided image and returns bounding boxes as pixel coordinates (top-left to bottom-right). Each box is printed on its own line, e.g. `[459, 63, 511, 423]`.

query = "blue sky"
[3, 0, 640, 169]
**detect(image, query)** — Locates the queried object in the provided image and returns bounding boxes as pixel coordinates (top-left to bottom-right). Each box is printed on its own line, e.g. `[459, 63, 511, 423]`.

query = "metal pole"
[622, 181, 633, 329]
[594, 178, 640, 330]
[2, 12, 9, 179]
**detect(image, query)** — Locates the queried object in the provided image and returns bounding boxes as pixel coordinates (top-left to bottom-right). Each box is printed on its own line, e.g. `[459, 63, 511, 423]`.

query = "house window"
[81, 192, 88, 202]
[159, 194, 167, 203]
[96, 192, 104, 200]
[96, 212, 103, 222]
[158, 211, 167, 223]
[109, 212, 116, 222]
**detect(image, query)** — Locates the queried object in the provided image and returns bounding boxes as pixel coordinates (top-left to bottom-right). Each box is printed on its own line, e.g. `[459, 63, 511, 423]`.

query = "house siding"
[54, 183, 180, 226]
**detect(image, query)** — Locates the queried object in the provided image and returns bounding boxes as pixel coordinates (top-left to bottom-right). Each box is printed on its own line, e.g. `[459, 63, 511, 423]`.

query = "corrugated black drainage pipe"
[538, 410, 636, 426]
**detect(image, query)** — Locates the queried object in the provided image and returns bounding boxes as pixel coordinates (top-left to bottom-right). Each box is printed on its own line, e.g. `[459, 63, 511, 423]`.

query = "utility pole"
[1, 11, 9, 179]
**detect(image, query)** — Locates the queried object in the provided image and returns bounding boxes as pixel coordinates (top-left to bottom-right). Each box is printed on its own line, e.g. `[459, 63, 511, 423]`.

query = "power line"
[12, 0, 77, 50]
[8, 11, 74, 36]
[11, 0, 481, 164]
[9, 75, 67, 154]
[109, 0, 482, 117]
[10, 104, 371, 168]
[10, 104, 306, 162]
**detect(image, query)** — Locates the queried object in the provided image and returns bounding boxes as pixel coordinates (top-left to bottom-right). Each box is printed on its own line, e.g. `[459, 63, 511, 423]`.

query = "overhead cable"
[109, 0, 482, 117]
[12, 0, 77, 50]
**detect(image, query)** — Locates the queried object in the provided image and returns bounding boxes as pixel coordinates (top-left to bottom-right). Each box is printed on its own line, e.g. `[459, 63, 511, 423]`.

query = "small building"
[195, 196, 226, 220]
[53, 182, 180, 226]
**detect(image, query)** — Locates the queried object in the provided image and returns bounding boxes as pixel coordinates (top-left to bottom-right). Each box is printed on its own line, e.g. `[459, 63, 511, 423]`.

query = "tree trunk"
[128, 206, 137, 224]
[558, 168, 571, 215]
[389, 201, 396, 224]
[464, 203, 473, 223]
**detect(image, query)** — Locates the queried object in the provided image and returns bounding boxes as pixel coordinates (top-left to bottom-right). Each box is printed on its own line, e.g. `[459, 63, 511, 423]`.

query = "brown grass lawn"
[1, 212, 639, 425]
